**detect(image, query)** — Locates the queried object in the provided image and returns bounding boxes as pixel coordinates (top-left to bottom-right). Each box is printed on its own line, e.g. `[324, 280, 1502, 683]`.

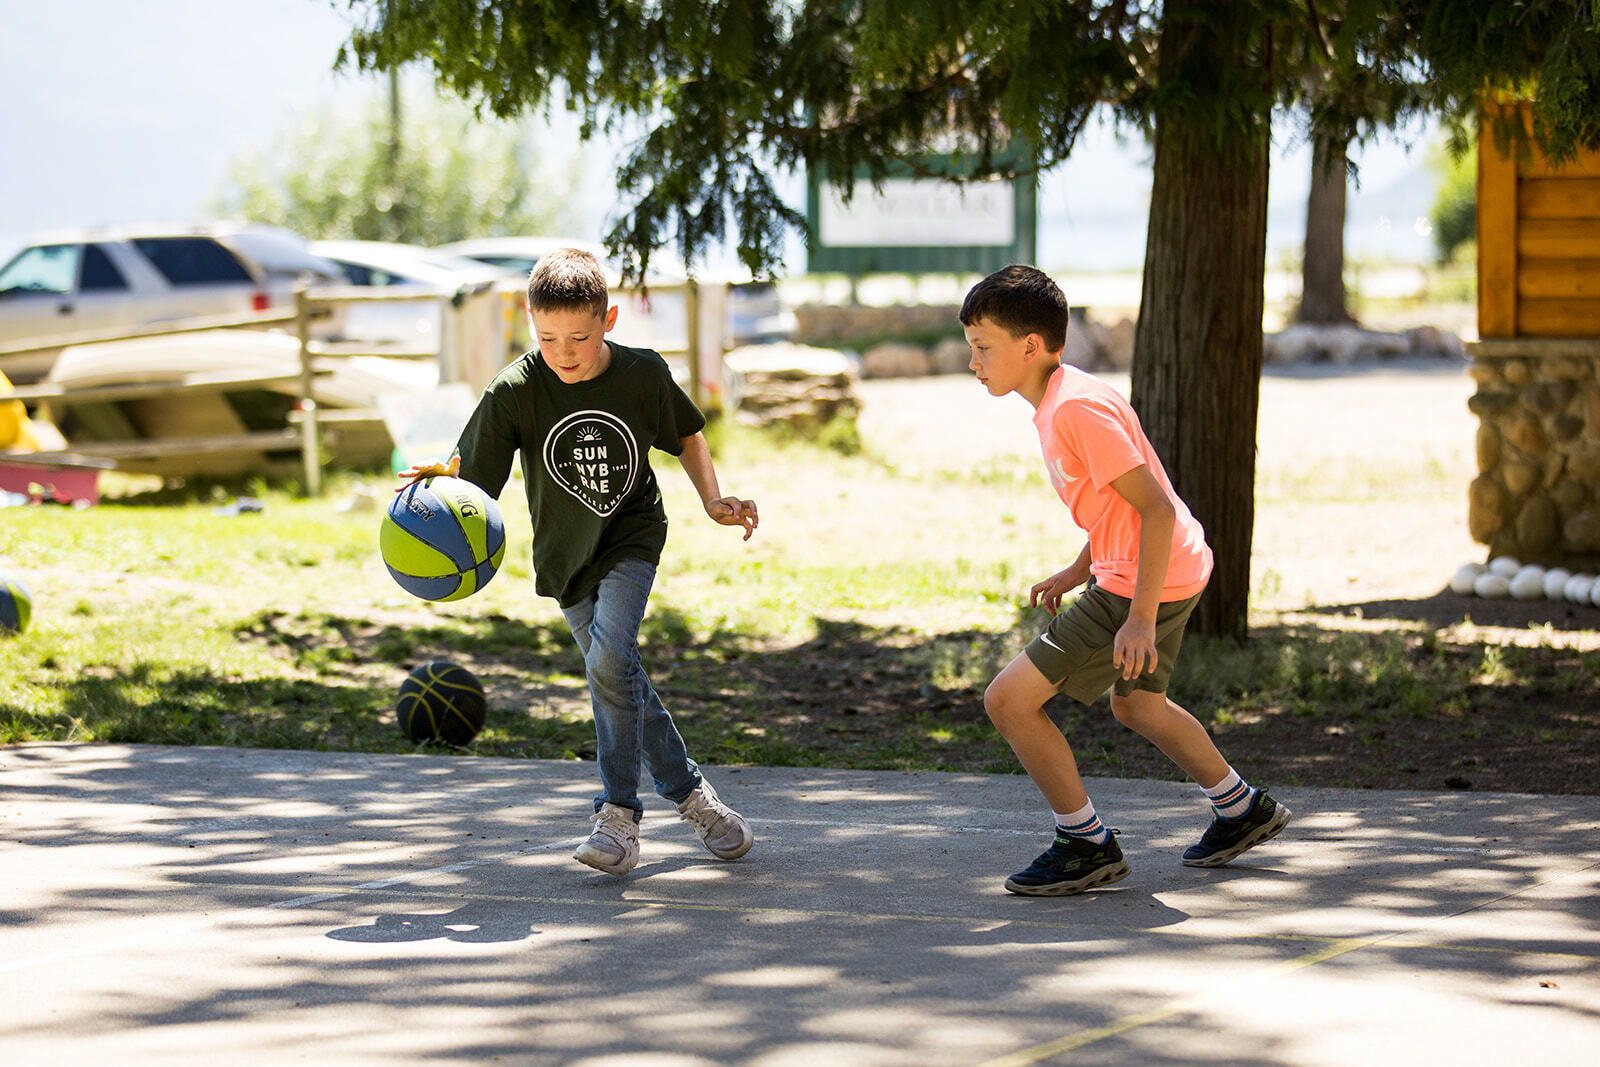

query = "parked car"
[436, 236, 794, 348]
[310, 239, 508, 347]
[0, 222, 346, 383]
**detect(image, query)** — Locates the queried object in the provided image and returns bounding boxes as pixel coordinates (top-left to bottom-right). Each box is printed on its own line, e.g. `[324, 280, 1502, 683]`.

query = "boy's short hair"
[527, 248, 610, 318]
[959, 264, 1069, 353]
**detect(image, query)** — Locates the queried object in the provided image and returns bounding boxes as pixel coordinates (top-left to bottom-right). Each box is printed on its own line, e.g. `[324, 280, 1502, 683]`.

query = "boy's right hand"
[394, 455, 460, 492]
[1030, 566, 1085, 616]
[705, 496, 759, 540]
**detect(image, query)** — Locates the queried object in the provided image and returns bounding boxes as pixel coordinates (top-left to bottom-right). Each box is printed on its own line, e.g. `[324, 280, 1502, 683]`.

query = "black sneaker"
[1182, 790, 1291, 868]
[1004, 831, 1131, 896]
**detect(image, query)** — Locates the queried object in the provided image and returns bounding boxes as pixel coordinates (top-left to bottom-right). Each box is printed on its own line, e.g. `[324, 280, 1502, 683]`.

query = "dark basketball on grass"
[396, 661, 487, 745]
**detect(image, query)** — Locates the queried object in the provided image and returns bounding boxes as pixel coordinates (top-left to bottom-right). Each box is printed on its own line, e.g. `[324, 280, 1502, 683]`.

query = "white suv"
[0, 222, 345, 382]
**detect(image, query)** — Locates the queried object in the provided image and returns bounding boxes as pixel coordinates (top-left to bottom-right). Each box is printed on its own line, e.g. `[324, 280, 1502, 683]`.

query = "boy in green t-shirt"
[399, 248, 758, 876]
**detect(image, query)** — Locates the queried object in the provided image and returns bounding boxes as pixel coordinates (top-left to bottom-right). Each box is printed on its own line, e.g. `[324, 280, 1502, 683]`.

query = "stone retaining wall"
[1467, 339, 1600, 566]
[795, 302, 1464, 379]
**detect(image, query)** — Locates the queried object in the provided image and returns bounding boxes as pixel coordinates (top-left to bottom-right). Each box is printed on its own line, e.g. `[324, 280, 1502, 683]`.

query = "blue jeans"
[560, 557, 700, 815]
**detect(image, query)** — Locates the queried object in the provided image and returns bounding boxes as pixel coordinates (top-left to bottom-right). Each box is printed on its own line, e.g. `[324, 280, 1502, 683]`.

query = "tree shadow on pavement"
[4, 745, 1597, 1064]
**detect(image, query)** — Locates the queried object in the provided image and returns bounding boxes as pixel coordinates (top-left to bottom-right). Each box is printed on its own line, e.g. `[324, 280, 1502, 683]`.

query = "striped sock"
[1053, 801, 1112, 845]
[1202, 768, 1257, 820]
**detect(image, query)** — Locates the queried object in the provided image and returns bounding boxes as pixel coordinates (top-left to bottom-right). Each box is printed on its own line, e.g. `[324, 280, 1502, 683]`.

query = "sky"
[0, 0, 1443, 274]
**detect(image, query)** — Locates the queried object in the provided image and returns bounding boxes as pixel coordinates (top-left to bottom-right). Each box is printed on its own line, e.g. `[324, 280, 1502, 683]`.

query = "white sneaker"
[574, 803, 640, 875]
[676, 779, 754, 860]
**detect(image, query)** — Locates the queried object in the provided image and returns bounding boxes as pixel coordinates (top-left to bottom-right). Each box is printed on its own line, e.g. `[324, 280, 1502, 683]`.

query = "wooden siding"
[1478, 107, 1600, 338]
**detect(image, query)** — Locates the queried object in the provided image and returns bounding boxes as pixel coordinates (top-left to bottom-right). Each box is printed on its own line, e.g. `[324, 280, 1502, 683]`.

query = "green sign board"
[806, 152, 1037, 274]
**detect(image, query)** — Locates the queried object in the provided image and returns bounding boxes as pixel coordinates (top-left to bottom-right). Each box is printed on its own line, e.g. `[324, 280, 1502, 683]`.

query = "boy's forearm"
[1131, 505, 1174, 621]
[1065, 543, 1093, 584]
[1109, 465, 1175, 621]
[677, 431, 723, 505]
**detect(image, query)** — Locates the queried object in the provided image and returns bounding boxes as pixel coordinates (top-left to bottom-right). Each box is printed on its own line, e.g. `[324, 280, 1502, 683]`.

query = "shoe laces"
[679, 786, 731, 831]
[590, 806, 636, 843]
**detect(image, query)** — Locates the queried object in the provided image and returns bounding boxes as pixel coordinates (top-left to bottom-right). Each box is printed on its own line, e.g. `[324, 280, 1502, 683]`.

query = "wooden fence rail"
[3, 275, 711, 497]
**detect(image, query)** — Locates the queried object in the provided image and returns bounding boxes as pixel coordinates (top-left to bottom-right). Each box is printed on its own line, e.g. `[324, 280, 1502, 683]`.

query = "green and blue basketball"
[0, 569, 31, 634]
[397, 660, 487, 745]
[381, 476, 506, 602]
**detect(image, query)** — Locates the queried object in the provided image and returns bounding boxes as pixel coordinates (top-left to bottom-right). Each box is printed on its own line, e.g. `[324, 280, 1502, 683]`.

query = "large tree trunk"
[1297, 132, 1354, 324]
[1130, 1, 1271, 644]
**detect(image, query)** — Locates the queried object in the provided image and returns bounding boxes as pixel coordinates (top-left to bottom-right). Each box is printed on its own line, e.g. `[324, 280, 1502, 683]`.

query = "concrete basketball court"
[3, 742, 1596, 1065]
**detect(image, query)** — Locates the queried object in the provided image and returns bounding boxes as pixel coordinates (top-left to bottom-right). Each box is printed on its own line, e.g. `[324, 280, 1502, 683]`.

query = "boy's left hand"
[706, 496, 758, 540]
[1113, 619, 1159, 679]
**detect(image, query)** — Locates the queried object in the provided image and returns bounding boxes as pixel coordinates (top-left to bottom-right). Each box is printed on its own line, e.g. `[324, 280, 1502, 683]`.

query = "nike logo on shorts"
[1039, 632, 1067, 653]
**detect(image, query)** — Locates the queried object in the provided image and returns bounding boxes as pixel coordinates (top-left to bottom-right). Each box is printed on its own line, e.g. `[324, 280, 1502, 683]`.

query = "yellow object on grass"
[0, 369, 45, 451]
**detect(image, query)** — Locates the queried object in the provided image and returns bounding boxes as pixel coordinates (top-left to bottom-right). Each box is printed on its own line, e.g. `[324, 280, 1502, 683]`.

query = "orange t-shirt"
[1032, 365, 1212, 601]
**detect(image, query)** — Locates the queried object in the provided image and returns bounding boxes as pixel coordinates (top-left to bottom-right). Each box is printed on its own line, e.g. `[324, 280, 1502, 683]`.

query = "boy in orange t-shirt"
[960, 264, 1289, 896]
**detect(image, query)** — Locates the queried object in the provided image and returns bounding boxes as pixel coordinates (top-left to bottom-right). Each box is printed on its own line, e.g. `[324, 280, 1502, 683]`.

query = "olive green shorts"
[1024, 583, 1203, 705]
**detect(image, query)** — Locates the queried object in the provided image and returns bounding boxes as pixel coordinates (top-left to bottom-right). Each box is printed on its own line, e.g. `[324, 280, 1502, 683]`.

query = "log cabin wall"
[1477, 104, 1600, 338]
[1469, 105, 1600, 564]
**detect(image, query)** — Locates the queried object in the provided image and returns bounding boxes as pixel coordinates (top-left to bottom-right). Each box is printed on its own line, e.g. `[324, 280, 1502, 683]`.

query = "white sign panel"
[818, 178, 1015, 247]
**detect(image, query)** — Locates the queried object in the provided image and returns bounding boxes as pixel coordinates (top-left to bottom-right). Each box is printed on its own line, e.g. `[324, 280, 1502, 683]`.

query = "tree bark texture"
[1298, 132, 1354, 324]
[1131, 5, 1271, 643]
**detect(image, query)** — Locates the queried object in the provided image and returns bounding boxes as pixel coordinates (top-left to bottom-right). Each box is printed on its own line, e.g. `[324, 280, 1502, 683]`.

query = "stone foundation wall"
[1467, 339, 1600, 566]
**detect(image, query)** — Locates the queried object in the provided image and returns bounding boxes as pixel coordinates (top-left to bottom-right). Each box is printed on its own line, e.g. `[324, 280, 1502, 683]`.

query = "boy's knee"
[983, 678, 1030, 730]
[1110, 690, 1165, 730]
[584, 635, 637, 683]
[982, 680, 1005, 723]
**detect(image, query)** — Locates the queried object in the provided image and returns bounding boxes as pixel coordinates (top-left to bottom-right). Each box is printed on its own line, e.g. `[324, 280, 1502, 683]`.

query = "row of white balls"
[1451, 557, 1600, 604]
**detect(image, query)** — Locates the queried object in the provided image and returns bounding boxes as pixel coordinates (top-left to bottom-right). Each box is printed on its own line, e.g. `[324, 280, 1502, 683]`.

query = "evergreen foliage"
[336, 2, 1597, 278]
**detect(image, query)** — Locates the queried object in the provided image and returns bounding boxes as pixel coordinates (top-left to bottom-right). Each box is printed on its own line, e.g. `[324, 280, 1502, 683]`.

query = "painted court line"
[973, 856, 1600, 1065]
[976, 936, 1380, 1067]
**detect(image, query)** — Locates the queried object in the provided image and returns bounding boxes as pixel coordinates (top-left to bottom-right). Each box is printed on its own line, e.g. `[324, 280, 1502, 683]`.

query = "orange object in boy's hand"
[394, 454, 460, 492]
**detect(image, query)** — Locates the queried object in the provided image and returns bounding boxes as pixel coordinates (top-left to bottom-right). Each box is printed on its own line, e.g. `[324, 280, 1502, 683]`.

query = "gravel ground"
[856, 357, 1484, 616]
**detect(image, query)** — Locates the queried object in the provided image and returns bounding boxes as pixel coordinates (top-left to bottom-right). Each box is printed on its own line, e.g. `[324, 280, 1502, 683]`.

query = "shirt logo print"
[544, 411, 640, 516]
[1048, 457, 1080, 491]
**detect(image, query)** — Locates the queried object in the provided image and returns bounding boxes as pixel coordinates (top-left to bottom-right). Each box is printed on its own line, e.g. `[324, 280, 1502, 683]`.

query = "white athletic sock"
[1053, 801, 1111, 845]
[1202, 768, 1257, 819]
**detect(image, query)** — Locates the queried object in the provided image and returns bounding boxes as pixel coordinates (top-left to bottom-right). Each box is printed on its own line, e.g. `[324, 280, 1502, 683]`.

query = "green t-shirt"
[453, 341, 706, 607]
